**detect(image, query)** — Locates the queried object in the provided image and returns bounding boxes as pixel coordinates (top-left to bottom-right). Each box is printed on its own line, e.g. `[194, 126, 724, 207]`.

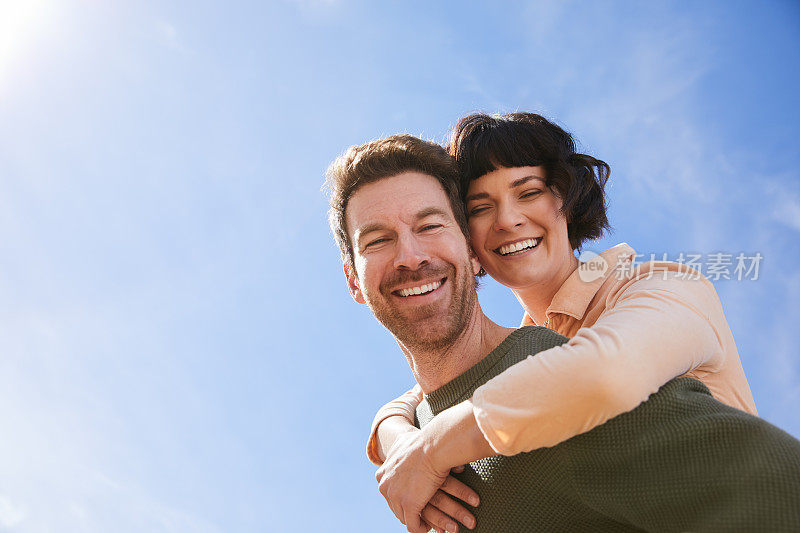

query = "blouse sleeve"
[472, 270, 730, 456]
[366, 384, 422, 465]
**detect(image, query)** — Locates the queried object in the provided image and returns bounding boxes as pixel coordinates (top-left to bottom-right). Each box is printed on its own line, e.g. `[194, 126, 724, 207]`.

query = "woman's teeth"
[397, 279, 443, 297]
[498, 238, 540, 256]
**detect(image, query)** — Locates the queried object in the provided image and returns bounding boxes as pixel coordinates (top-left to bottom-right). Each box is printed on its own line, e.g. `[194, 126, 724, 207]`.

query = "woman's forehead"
[466, 166, 547, 195]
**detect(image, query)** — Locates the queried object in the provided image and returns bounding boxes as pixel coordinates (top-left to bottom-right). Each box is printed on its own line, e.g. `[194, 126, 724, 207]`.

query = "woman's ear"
[549, 185, 566, 215]
[343, 264, 366, 304]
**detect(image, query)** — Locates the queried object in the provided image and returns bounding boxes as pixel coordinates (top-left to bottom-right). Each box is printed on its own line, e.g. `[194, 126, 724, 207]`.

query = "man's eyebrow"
[415, 207, 450, 221]
[353, 222, 387, 243]
[353, 207, 451, 244]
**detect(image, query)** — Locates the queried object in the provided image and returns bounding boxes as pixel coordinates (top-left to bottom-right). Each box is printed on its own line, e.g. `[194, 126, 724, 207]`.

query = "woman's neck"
[513, 253, 580, 325]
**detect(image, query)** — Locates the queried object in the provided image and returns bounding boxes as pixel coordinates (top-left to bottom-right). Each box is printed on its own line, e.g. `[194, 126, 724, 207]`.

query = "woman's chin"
[483, 266, 544, 290]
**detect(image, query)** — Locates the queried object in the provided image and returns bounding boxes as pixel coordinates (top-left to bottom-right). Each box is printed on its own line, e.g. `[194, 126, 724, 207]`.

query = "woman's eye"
[469, 206, 489, 216]
[520, 190, 542, 199]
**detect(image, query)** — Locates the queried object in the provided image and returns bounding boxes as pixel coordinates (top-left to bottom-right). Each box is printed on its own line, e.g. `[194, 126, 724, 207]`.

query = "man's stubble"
[366, 259, 477, 354]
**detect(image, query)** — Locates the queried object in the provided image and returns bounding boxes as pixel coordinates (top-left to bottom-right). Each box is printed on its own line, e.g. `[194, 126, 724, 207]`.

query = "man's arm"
[567, 377, 800, 532]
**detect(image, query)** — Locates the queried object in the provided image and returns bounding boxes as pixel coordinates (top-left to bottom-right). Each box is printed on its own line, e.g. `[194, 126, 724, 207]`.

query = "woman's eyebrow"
[465, 175, 544, 202]
[510, 175, 543, 188]
[464, 191, 489, 202]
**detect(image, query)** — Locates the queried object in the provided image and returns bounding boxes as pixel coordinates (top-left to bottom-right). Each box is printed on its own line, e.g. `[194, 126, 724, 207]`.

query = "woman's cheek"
[468, 223, 487, 257]
[468, 235, 494, 272]
[473, 248, 493, 269]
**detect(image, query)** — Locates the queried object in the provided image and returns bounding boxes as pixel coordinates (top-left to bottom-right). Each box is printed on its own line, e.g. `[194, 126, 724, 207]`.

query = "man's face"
[344, 172, 480, 351]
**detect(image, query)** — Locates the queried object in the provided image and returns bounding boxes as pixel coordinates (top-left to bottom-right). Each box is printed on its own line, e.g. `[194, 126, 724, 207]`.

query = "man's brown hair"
[325, 134, 469, 271]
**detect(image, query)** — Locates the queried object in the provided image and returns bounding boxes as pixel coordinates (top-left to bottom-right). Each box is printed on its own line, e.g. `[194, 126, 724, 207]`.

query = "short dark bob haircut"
[447, 112, 611, 251]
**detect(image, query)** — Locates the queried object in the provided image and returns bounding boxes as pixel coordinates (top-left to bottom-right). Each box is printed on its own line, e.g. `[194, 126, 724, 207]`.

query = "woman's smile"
[465, 165, 576, 290]
[494, 237, 543, 257]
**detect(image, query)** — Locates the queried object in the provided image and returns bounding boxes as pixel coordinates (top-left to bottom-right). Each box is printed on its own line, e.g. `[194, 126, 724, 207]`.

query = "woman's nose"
[493, 202, 526, 232]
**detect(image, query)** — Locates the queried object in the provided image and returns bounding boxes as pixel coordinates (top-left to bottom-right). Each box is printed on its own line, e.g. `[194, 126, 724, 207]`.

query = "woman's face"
[464, 166, 575, 290]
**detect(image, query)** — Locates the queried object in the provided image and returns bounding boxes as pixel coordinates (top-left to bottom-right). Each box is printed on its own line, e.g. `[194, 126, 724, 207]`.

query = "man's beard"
[365, 259, 477, 353]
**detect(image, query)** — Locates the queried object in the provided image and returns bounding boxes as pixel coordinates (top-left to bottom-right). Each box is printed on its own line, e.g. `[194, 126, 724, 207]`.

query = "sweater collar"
[423, 328, 532, 415]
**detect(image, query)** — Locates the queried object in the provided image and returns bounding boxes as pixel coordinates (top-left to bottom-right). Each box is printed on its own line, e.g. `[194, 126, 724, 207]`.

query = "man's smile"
[391, 277, 447, 298]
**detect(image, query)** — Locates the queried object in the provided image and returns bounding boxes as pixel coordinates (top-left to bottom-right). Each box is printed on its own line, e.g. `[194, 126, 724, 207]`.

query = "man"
[325, 134, 800, 532]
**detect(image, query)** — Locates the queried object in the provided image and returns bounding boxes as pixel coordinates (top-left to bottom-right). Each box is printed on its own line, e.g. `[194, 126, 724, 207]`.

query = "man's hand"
[375, 429, 479, 533]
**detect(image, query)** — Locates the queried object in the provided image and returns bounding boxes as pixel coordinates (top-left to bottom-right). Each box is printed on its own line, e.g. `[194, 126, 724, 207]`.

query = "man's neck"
[399, 303, 515, 394]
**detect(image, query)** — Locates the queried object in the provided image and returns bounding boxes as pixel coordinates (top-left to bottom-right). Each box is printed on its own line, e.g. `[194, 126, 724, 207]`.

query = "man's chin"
[383, 309, 469, 351]
[393, 325, 460, 352]
[372, 296, 445, 323]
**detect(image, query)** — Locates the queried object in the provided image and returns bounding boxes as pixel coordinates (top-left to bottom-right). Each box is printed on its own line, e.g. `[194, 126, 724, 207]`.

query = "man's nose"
[493, 202, 526, 232]
[393, 233, 430, 271]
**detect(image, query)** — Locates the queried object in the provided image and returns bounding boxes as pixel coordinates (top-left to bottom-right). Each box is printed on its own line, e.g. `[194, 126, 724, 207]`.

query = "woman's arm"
[375, 401, 490, 533]
[368, 267, 741, 462]
[373, 268, 748, 531]
[472, 269, 745, 456]
[368, 385, 483, 532]
[367, 385, 422, 465]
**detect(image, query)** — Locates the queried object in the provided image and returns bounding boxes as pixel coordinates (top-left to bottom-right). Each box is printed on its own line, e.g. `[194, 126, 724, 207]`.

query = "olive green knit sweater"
[416, 326, 800, 533]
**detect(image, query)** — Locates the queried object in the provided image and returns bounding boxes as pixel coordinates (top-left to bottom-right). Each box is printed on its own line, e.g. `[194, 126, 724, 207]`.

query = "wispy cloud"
[283, 0, 340, 12]
[0, 495, 26, 528]
[0, 299, 219, 532]
[771, 190, 800, 233]
[0, 468, 220, 532]
[154, 19, 187, 53]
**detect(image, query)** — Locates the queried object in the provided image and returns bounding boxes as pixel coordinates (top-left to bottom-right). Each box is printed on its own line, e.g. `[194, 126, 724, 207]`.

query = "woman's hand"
[371, 385, 423, 464]
[376, 428, 479, 532]
[418, 473, 479, 533]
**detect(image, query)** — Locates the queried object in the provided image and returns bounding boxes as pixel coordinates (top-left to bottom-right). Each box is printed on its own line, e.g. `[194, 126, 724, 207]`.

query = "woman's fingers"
[429, 490, 476, 530]
[440, 475, 480, 508]
[421, 503, 461, 533]
[451, 465, 465, 474]
[421, 517, 444, 533]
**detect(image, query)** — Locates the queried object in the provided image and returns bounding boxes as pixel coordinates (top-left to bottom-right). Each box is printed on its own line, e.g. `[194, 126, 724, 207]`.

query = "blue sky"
[0, 1, 798, 531]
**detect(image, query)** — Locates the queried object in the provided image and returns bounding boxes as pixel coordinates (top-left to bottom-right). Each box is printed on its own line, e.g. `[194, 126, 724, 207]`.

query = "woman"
[370, 112, 757, 533]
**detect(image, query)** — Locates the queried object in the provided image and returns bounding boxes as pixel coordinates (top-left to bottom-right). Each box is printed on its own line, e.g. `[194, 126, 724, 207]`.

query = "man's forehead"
[346, 172, 453, 235]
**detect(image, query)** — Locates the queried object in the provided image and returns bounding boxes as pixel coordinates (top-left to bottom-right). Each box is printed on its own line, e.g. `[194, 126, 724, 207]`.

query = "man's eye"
[365, 238, 388, 249]
[421, 224, 442, 231]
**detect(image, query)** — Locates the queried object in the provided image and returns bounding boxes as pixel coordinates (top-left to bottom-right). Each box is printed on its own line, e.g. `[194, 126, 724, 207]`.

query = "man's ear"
[469, 248, 482, 276]
[343, 263, 366, 304]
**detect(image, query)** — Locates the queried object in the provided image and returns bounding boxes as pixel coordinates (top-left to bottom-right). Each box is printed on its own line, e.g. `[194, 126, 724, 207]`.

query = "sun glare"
[0, 0, 54, 91]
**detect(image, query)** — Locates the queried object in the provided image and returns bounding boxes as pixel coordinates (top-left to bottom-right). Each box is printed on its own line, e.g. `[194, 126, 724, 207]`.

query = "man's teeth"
[397, 280, 443, 297]
[498, 238, 540, 256]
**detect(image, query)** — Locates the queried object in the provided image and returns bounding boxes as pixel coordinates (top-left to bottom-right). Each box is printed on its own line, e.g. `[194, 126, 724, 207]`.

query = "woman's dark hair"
[447, 112, 611, 251]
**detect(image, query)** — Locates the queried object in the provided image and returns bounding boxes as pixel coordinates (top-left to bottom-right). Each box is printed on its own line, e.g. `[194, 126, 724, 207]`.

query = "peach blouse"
[366, 243, 757, 464]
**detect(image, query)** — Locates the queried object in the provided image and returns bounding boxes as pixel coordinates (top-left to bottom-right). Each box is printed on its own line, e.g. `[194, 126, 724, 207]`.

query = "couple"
[325, 113, 800, 532]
